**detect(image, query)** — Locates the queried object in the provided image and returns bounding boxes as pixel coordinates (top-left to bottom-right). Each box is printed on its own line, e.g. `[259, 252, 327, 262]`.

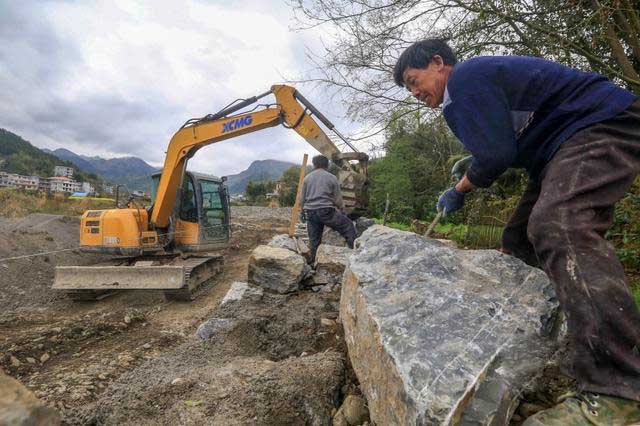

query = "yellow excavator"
[53, 85, 369, 301]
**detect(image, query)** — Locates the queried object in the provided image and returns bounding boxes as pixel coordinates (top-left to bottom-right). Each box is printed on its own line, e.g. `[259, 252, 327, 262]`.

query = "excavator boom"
[151, 84, 366, 229]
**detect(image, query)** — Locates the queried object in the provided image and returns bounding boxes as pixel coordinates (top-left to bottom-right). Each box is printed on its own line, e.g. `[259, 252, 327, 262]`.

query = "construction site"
[3, 1, 640, 425]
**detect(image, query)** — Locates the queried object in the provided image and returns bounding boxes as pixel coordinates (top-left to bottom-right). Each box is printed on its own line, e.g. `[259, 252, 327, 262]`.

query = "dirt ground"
[0, 207, 356, 424]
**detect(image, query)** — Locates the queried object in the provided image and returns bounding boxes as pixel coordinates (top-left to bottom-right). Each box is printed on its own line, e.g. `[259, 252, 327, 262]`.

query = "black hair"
[393, 38, 457, 87]
[312, 155, 329, 169]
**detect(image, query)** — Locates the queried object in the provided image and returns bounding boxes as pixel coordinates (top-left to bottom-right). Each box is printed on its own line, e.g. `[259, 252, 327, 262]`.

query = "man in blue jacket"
[394, 39, 640, 423]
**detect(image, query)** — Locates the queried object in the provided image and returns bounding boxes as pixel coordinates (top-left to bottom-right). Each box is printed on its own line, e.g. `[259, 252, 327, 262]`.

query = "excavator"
[53, 85, 369, 301]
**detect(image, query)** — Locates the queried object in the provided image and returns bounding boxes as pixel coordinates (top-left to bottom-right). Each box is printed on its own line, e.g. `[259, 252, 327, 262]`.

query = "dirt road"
[0, 207, 351, 424]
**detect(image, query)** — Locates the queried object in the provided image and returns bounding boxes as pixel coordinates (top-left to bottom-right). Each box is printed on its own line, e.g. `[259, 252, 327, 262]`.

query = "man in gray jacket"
[301, 155, 356, 264]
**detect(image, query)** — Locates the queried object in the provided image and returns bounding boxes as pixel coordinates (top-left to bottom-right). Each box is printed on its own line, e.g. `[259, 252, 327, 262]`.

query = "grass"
[0, 188, 116, 218]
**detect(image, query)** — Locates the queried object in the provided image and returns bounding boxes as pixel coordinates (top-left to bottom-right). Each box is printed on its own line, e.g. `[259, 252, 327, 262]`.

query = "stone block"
[0, 371, 60, 425]
[219, 282, 264, 307]
[341, 225, 560, 425]
[314, 244, 351, 286]
[248, 245, 306, 294]
[267, 234, 298, 253]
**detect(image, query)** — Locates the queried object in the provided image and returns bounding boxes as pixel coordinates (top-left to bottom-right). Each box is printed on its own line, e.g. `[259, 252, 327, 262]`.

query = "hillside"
[0, 129, 98, 183]
[45, 148, 159, 191]
[225, 159, 297, 194]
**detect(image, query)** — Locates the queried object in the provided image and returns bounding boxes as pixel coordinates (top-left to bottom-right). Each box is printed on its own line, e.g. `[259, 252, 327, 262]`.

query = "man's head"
[312, 155, 329, 169]
[393, 39, 457, 108]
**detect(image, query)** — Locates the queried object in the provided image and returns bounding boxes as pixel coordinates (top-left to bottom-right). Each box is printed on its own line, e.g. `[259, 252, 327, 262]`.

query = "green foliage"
[368, 113, 464, 223]
[245, 180, 275, 204]
[606, 177, 640, 270]
[434, 223, 468, 245]
[278, 166, 303, 207]
[372, 217, 411, 231]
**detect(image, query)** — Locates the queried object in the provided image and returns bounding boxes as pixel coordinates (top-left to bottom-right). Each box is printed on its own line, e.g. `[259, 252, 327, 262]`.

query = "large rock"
[219, 282, 264, 307]
[314, 244, 351, 286]
[355, 217, 376, 237]
[248, 245, 306, 293]
[341, 226, 560, 425]
[322, 227, 348, 247]
[267, 234, 298, 253]
[0, 371, 60, 425]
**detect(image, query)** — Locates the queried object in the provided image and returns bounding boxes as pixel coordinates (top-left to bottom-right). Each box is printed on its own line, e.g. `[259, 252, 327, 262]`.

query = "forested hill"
[45, 148, 159, 190]
[0, 129, 99, 183]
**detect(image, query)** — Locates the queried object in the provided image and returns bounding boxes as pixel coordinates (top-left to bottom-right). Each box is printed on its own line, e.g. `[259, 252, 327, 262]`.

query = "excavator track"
[54, 254, 224, 302]
[163, 256, 224, 301]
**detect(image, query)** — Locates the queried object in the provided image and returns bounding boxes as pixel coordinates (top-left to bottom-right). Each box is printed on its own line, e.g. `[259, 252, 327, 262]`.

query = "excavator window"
[179, 178, 198, 223]
[200, 180, 225, 241]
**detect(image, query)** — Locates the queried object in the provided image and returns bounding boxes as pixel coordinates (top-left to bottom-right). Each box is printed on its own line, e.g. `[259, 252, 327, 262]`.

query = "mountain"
[0, 129, 98, 183]
[45, 148, 159, 191]
[225, 159, 297, 194]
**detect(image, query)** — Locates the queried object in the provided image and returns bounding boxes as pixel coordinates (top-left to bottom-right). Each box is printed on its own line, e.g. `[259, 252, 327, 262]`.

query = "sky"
[0, 0, 364, 176]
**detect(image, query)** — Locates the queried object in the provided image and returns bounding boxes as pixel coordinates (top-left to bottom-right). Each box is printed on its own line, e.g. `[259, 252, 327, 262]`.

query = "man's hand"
[437, 187, 465, 216]
[298, 210, 306, 223]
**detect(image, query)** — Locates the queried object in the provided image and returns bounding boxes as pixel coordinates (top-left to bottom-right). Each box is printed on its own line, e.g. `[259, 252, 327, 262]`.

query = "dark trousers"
[306, 207, 356, 263]
[501, 100, 640, 401]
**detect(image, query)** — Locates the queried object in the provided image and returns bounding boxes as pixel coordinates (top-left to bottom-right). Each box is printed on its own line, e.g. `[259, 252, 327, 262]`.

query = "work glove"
[298, 210, 306, 223]
[437, 187, 465, 216]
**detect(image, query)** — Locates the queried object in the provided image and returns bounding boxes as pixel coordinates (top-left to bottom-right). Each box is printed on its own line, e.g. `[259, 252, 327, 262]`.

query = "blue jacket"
[442, 56, 636, 187]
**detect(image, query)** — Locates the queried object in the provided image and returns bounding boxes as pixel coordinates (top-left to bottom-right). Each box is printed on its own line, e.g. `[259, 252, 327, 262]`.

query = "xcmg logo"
[222, 115, 253, 133]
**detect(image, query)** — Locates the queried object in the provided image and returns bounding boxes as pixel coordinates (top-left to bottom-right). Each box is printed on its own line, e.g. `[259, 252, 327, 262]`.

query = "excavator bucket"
[53, 255, 223, 301]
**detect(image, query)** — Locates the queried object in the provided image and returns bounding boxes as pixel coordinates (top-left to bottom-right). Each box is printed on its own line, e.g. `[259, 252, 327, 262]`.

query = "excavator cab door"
[197, 177, 230, 246]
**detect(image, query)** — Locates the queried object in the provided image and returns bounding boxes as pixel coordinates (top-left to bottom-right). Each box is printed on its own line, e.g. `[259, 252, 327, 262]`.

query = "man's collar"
[441, 86, 451, 109]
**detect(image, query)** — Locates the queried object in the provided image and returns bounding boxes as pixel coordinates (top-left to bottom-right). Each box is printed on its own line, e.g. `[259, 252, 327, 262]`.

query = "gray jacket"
[301, 168, 344, 211]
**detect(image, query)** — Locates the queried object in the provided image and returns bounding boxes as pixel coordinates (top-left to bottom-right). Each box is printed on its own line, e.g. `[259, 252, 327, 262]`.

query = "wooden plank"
[288, 154, 309, 237]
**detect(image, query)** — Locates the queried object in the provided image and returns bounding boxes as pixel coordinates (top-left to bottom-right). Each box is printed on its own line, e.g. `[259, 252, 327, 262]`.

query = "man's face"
[402, 56, 448, 108]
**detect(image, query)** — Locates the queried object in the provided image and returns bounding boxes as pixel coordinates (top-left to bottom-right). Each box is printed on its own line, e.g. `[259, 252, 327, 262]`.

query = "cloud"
[0, 0, 357, 176]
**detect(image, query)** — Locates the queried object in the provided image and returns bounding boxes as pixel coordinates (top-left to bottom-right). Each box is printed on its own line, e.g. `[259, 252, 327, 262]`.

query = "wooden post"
[288, 154, 308, 237]
[382, 192, 390, 226]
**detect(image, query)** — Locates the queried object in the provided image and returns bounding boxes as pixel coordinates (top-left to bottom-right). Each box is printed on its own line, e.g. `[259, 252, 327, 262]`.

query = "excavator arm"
[151, 84, 368, 229]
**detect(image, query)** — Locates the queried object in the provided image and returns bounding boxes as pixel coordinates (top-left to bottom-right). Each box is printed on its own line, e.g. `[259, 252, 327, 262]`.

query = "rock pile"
[341, 225, 561, 425]
[249, 234, 354, 293]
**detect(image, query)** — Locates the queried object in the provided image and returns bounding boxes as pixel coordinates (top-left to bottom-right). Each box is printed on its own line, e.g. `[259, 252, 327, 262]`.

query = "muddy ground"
[0, 207, 357, 424]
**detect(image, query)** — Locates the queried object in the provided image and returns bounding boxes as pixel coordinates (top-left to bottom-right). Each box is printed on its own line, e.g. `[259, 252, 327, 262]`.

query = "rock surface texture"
[341, 226, 561, 425]
[248, 245, 306, 293]
[267, 234, 299, 253]
[314, 244, 352, 286]
[0, 371, 60, 425]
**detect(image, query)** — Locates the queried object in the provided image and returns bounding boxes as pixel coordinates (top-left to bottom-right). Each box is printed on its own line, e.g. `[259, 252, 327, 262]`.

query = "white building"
[81, 182, 95, 195]
[0, 172, 40, 190]
[54, 165, 74, 178]
[47, 176, 81, 193]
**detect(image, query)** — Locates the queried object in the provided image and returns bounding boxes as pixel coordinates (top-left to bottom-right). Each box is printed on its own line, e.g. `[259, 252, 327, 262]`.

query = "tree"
[245, 180, 275, 204]
[278, 166, 304, 207]
[291, 0, 640, 138]
[368, 112, 465, 222]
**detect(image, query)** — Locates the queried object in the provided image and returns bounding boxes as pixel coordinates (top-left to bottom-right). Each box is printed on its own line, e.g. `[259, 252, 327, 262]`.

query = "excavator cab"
[150, 171, 230, 251]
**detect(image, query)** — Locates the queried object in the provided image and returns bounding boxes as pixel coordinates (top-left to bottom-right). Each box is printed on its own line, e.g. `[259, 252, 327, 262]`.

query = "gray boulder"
[314, 244, 351, 286]
[0, 371, 60, 425]
[196, 318, 238, 340]
[341, 225, 560, 425]
[322, 227, 348, 247]
[267, 234, 298, 253]
[248, 245, 306, 293]
[219, 282, 264, 307]
[355, 217, 376, 237]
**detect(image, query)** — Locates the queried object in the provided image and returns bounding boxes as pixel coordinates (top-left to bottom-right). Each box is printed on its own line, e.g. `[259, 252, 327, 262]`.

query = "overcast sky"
[0, 0, 363, 176]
